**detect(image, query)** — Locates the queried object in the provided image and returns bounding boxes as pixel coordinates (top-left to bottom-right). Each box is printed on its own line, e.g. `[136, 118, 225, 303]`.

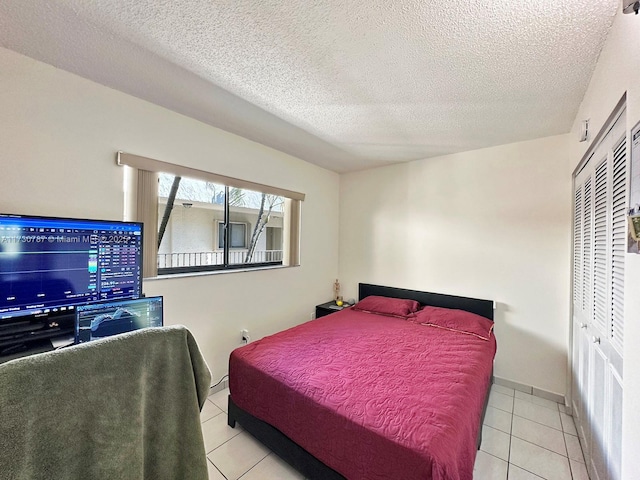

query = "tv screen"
[0, 214, 143, 350]
[75, 296, 163, 344]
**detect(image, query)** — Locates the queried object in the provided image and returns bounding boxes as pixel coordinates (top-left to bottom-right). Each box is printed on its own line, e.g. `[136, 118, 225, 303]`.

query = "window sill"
[144, 264, 299, 281]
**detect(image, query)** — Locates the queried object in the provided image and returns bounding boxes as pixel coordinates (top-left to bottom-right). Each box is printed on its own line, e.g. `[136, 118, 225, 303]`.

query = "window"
[156, 174, 286, 273]
[218, 222, 247, 249]
[119, 152, 303, 277]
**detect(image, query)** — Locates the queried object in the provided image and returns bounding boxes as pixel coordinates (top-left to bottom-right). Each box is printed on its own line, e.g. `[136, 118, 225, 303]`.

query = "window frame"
[119, 152, 302, 278]
[157, 182, 285, 275]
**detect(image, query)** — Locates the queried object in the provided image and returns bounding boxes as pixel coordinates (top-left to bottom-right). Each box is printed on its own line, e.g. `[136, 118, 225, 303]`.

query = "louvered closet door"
[610, 138, 627, 359]
[572, 171, 591, 453]
[571, 108, 626, 480]
[590, 154, 612, 480]
[608, 137, 627, 480]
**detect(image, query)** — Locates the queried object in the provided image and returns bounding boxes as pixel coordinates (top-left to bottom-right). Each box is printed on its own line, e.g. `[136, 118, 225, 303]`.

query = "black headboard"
[358, 283, 494, 321]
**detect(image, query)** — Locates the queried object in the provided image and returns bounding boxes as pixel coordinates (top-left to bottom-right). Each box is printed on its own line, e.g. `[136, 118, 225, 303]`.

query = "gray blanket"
[0, 325, 211, 480]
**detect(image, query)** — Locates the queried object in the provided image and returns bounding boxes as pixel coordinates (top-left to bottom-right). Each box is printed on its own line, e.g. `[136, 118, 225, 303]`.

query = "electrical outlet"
[311, 312, 316, 320]
[241, 329, 250, 343]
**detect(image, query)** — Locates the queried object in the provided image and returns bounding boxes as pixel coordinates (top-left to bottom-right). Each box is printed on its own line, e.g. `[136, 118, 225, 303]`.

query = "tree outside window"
[156, 173, 285, 273]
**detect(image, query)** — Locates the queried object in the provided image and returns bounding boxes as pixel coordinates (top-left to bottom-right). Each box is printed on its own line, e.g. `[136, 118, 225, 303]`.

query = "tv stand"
[0, 311, 75, 360]
[1, 342, 29, 356]
[0, 338, 54, 363]
[0, 332, 74, 364]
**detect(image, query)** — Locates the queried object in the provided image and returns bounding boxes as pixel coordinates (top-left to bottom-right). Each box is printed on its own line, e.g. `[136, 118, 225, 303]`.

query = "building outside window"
[218, 222, 247, 249]
[157, 173, 285, 273]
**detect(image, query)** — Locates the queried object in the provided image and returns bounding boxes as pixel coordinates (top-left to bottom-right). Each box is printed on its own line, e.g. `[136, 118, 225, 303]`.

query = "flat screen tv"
[0, 213, 143, 353]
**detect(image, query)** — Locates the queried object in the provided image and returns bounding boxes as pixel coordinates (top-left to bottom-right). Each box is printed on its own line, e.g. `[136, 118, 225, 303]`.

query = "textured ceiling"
[0, 1, 618, 172]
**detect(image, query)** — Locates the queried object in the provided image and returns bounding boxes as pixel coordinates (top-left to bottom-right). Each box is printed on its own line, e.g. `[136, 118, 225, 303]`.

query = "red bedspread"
[229, 308, 497, 480]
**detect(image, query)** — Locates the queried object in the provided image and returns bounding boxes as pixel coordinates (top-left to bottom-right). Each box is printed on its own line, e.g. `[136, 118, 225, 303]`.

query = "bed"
[228, 283, 496, 480]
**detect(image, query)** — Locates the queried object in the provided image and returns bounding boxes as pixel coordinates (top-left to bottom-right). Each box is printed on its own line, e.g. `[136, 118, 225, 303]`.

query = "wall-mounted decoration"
[623, 1, 640, 15]
[579, 119, 590, 142]
[628, 120, 640, 253]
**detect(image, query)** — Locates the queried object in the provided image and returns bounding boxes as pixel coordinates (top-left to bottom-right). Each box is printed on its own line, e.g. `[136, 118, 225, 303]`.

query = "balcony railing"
[158, 250, 283, 268]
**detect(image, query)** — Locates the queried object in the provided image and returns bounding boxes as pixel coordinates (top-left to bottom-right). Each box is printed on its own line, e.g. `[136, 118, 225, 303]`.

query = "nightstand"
[315, 301, 349, 319]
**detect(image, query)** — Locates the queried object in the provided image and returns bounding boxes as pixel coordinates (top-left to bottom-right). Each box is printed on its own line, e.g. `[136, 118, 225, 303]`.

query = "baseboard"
[493, 376, 565, 405]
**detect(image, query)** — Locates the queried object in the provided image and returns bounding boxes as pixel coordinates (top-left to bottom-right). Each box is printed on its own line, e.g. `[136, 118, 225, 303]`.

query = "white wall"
[339, 135, 573, 395]
[0, 47, 340, 382]
[568, 9, 640, 479]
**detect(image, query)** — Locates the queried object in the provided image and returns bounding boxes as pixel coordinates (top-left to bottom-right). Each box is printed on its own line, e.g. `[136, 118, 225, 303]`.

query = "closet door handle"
[580, 323, 588, 329]
[592, 336, 601, 344]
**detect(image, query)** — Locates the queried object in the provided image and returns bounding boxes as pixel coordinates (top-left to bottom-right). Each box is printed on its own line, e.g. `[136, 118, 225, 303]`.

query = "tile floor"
[200, 384, 589, 480]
